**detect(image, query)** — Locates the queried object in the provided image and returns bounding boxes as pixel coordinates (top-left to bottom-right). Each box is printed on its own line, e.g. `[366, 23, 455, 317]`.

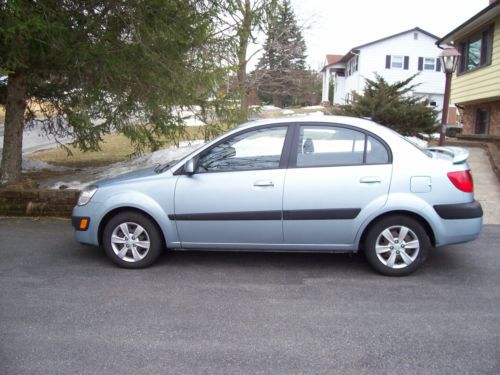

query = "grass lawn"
[31, 126, 206, 168]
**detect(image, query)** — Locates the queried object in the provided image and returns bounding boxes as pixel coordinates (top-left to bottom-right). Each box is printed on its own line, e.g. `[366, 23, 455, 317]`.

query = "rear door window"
[295, 125, 390, 167]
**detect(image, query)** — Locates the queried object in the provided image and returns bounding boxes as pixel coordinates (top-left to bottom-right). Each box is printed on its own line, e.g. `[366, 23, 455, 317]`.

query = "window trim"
[178, 123, 293, 175]
[175, 122, 393, 175]
[391, 55, 404, 69]
[288, 123, 393, 169]
[457, 24, 494, 75]
[423, 57, 436, 71]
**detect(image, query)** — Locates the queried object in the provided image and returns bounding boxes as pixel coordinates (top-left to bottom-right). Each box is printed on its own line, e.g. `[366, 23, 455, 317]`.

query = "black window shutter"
[404, 56, 409, 70]
[436, 58, 441, 72]
[483, 26, 493, 65]
[480, 30, 489, 65]
[458, 42, 466, 73]
[418, 57, 423, 71]
[385, 55, 391, 69]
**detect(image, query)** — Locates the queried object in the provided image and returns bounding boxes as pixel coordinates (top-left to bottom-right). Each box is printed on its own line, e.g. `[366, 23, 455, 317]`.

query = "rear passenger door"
[282, 124, 392, 249]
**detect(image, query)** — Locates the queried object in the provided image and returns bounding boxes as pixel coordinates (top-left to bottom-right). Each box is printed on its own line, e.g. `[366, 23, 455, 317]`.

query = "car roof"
[236, 115, 392, 137]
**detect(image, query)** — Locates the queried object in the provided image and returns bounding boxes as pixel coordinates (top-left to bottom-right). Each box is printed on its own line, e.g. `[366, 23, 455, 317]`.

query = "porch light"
[438, 47, 461, 146]
[439, 47, 461, 74]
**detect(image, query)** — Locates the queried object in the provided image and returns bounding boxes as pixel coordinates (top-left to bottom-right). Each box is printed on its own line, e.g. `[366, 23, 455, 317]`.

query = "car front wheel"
[102, 211, 164, 268]
[364, 215, 430, 276]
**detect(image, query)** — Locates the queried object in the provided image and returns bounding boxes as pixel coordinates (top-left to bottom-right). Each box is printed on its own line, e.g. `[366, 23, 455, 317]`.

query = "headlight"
[77, 185, 98, 206]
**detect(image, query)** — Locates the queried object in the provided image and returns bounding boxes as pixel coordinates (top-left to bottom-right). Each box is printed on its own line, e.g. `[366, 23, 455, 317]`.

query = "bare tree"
[213, 0, 278, 112]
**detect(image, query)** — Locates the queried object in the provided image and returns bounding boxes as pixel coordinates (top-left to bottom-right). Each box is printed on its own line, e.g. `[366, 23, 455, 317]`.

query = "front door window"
[197, 126, 288, 172]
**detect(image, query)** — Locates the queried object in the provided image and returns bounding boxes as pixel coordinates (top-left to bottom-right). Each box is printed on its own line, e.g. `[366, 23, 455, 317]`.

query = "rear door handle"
[360, 176, 381, 184]
[254, 180, 274, 187]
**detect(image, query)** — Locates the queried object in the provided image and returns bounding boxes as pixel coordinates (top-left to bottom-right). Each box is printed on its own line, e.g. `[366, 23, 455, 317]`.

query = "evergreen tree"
[334, 74, 438, 135]
[0, 0, 227, 184]
[254, 0, 311, 107]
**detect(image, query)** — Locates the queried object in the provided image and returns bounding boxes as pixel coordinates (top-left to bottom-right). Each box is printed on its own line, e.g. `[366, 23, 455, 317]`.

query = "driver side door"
[173, 125, 291, 249]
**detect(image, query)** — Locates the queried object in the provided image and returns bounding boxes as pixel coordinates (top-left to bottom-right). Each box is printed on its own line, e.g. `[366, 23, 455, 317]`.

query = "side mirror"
[184, 158, 197, 175]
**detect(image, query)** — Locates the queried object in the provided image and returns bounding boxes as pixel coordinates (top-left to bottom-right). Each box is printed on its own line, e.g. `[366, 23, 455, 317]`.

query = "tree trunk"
[237, 0, 253, 113]
[0, 72, 28, 184]
[237, 58, 248, 111]
[272, 94, 283, 108]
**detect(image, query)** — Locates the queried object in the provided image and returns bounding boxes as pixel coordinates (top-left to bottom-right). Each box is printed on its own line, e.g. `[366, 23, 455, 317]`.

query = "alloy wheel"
[375, 225, 420, 269]
[110, 222, 151, 263]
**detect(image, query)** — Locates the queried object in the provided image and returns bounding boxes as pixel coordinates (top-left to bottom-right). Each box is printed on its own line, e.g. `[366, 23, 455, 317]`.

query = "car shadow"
[73, 241, 373, 275]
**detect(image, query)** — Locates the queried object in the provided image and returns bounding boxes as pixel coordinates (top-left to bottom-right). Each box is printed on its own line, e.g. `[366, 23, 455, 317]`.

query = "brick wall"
[0, 188, 79, 217]
[462, 100, 500, 136]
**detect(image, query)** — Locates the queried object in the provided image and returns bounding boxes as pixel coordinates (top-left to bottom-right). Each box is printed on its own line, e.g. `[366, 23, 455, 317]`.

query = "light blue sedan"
[72, 116, 483, 275]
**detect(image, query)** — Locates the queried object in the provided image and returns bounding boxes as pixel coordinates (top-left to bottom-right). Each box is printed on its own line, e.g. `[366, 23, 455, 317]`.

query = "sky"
[285, 0, 490, 70]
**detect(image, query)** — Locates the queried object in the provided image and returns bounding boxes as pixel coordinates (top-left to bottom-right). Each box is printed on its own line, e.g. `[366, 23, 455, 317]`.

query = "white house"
[322, 27, 447, 114]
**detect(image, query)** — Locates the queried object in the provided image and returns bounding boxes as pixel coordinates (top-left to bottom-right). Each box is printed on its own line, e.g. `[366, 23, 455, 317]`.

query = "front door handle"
[360, 176, 381, 184]
[254, 180, 274, 187]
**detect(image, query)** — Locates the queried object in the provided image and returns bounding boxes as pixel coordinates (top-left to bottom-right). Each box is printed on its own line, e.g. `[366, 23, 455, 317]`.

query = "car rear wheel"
[103, 211, 163, 268]
[364, 215, 430, 276]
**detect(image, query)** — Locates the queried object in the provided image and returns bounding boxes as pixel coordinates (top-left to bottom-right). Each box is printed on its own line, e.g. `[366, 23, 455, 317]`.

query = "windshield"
[154, 142, 207, 173]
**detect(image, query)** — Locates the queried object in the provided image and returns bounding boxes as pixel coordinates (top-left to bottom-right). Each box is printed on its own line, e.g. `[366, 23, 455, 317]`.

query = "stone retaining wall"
[0, 188, 79, 217]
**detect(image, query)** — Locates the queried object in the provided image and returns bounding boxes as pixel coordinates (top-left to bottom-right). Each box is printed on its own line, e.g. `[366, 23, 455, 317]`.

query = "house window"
[391, 55, 403, 69]
[418, 57, 441, 72]
[414, 32, 418, 40]
[474, 108, 489, 134]
[459, 25, 494, 73]
[346, 56, 358, 77]
[386, 55, 409, 69]
[423, 58, 436, 70]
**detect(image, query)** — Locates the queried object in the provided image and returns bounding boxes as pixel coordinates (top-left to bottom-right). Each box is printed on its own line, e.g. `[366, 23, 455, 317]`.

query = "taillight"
[447, 170, 473, 192]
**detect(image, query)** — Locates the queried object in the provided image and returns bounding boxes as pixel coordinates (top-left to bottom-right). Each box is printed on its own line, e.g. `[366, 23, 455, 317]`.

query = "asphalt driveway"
[0, 218, 499, 374]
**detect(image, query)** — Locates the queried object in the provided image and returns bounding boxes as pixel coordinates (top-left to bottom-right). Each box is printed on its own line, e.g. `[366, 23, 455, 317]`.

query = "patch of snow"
[405, 136, 428, 148]
[22, 157, 70, 172]
[292, 111, 324, 117]
[260, 105, 282, 112]
[418, 133, 440, 140]
[175, 108, 206, 127]
[43, 140, 205, 190]
[49, 180, 84, 190]
[302, 105, 325, 110]
[282, 109, 294, 115]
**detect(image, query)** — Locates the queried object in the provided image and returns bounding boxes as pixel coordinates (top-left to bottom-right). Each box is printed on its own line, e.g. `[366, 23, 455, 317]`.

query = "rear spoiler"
[426, 146, 470, 164]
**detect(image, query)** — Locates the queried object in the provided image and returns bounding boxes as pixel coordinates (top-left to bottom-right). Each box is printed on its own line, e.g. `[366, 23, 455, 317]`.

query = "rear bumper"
[434, 200, 483, 220]
[420, 201, 483, 247]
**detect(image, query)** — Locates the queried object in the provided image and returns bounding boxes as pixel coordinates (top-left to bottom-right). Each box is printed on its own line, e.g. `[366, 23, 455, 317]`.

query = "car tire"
[102, 211, 164, 269]
[364, 215, 430, 276]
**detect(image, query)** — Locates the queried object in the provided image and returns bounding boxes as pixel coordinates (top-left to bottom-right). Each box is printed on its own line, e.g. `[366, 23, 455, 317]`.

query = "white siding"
[344, 56, 362, 101]
[358, 32, 445, 97]
[333, 30, 445, 109]
[333, 75, 345, 105]
[321, 70, 329, 102]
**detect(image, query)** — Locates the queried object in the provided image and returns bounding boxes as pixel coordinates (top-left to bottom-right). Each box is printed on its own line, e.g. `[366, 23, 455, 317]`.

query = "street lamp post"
[438, 47, 461, 146]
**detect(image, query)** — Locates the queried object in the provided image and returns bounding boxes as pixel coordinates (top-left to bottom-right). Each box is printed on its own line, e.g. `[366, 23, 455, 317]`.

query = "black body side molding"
[434, 201, 483, 220]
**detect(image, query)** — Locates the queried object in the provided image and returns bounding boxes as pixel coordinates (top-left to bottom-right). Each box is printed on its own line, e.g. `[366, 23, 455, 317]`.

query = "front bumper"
[72, 216, 90, 231]
[72, 203, 102, 246]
